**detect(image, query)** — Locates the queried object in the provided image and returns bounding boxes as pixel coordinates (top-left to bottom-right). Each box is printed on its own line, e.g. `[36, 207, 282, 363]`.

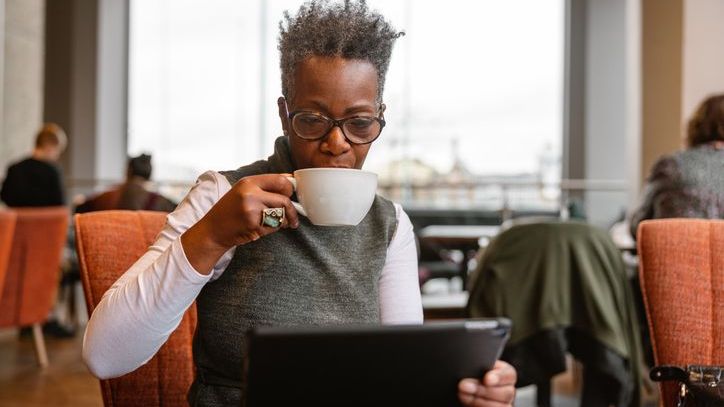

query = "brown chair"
[0, 211, 18, 296]
[0, 207, 69, 367]
[75, 210, 197, 407]
[637, 219, 724, 407]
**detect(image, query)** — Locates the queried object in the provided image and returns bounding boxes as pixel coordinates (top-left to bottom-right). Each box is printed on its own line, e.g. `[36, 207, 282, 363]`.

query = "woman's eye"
[348, 118, 374, 128]
[299, 116, 325, 125]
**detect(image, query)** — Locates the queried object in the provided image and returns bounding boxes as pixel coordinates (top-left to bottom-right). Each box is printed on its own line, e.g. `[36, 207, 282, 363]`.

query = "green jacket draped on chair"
[467, 221, 643, 407]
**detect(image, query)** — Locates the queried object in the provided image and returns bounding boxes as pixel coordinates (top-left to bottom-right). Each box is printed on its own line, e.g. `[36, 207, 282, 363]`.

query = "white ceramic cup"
[285, 168, 378, 226]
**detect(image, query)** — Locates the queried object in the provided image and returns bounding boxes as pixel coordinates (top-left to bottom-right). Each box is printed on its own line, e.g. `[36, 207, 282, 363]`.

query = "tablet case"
[243, 319, 510, 406]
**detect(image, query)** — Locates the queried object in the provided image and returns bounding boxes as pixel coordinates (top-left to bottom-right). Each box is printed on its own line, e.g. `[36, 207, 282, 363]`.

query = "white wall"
[68, 0, 128, 185]
[583, 0, 640, 227]
[682, 0, 724, 121]
[0, 0, 45, 177]
[1, 0, 129, 192]
[68, 0, 98, 182]
[95, 0, 128, 181]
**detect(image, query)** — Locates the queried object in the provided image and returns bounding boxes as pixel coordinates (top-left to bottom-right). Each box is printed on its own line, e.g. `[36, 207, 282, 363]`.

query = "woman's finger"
[473, 382, 515, 402]
[484, 360, 517, 386]
[459, 378, 479, 395]
[458, 389, 512, 407]
[241, 230, 262, 243]
[256, 190, 299, 229]
[458, 379, 515, 403]
[248, 173, 295, 197]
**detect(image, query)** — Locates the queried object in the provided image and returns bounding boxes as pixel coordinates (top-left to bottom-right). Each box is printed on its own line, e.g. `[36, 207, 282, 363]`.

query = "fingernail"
[486, 373, 500, 385]
[460, 380, 477, 393]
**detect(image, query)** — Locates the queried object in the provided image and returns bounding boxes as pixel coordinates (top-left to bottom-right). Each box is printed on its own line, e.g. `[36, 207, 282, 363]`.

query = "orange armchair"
[75, 210, 197, 407]
[0, 211, 17, 298]
[637, 219, 724, 406]
[0, 207, 69, 367]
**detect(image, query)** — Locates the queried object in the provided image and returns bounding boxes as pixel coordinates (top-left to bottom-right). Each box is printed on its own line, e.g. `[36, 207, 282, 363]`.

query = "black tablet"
[243, 318, 511, 406]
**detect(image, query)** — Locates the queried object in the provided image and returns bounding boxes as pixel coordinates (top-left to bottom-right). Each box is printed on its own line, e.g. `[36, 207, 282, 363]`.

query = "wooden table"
[418, 225, 501, 245]
[418, 225, 501, 289]
[421, 292, 468, 320]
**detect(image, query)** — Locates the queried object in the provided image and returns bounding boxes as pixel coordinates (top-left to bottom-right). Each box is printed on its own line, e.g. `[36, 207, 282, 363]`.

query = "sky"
[128, 0, 564, 181]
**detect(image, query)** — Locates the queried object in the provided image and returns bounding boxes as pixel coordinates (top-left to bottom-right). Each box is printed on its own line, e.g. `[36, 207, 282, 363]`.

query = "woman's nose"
[321, 125, 351, 155]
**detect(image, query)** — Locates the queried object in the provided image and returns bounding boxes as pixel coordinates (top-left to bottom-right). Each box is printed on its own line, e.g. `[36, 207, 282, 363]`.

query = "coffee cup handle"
[284, 176, 307, 217]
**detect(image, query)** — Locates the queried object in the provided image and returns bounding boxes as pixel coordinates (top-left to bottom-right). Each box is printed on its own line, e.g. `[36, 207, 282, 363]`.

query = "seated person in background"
[81, 1, 516, 406]
[1, 123, 74, 337]
[1, 123, 67, 207]
[75, 154, 177, 213]
[630, 93, 724, 237]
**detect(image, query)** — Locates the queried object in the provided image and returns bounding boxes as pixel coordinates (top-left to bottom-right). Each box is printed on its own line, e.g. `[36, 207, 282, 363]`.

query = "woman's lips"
[315, 162, 353, 169]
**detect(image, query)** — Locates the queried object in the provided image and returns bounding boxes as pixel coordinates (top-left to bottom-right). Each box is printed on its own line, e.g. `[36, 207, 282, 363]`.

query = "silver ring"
[261, 207, 285, 228]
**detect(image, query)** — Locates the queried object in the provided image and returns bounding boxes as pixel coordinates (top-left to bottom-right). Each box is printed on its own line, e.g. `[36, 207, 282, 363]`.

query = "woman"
[75, 154, 177, 213]
[630, 93, 724, 237]
[83, 1, 516, 406]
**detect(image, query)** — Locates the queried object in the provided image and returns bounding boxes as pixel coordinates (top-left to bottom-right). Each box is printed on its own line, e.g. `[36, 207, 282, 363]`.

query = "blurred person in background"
[67, 154, 176, 335]
[1, 123, 67, 207]
[75, 153, 177, 213]
[630, 93, 724, 237]
[1, 123, 74, 337]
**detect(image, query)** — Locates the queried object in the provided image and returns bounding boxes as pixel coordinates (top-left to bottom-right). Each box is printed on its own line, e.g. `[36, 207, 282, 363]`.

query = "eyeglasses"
[288, 111, 386, 145]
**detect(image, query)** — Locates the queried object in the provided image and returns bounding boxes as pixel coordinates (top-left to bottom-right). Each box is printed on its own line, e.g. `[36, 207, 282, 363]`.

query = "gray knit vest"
[188, 137, 398, 406]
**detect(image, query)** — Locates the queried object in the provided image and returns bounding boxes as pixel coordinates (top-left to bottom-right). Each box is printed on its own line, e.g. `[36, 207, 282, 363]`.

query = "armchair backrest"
[0, 207, 68, 327]
[0, 210, 17, 297]
[75, 210, 197, 407]
[637, 219, 724, 406]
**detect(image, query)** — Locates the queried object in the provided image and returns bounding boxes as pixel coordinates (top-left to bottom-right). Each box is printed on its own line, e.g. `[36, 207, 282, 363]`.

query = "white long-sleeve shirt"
[82, 170, 423, 379]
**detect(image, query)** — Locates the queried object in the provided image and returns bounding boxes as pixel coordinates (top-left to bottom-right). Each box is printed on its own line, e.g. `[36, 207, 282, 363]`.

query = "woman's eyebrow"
[343, 104, 377, 115]
[299, 100, 376, 115]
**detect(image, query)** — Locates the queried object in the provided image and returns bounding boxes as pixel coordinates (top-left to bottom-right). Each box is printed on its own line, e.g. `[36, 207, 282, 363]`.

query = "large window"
[129, 0, 563, 209]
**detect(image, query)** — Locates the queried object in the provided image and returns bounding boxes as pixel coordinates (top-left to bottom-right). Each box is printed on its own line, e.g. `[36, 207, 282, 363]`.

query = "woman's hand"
[181, 174, 299, 274]
[458, 360, 517, 406]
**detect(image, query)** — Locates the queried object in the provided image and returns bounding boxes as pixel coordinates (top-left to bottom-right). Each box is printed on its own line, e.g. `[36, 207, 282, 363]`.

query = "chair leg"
[68, 283, 78, 329]
[32, 323, 49, 367]
[580, 367, 611, 407]
[536, 381, 551, 407]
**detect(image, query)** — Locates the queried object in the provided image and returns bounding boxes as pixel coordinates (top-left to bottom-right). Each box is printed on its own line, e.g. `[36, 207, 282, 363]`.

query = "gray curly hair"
[278, 0, 404, 104]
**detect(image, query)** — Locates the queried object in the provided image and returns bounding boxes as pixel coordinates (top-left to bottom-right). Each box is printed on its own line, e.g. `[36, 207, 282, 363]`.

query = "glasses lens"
[343, 117, 381, 143]
[291, 113, 383, 144]
[292, 113, 331, 139]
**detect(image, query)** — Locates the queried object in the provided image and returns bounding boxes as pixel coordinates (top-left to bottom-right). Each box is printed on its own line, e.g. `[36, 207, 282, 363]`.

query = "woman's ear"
[278, 97, 290, 136]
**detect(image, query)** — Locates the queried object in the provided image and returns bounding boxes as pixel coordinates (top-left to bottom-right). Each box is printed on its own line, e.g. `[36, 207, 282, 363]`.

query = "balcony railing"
[66, 177, 628, 221]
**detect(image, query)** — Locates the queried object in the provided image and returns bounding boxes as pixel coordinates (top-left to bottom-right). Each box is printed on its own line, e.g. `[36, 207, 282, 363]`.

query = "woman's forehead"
[291, 56, 378, 110]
